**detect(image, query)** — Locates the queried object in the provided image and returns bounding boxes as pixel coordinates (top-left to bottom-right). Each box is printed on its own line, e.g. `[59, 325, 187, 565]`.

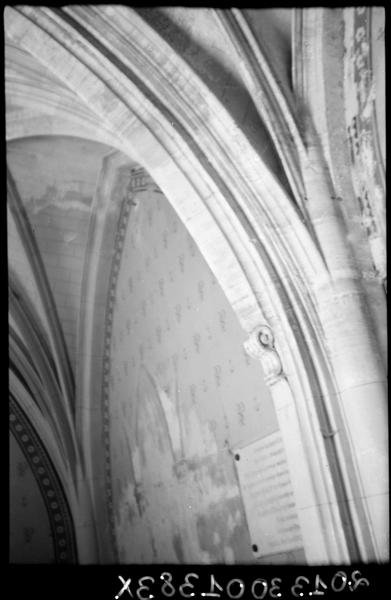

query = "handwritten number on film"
[160, 572, 176, 597]
[291, 571, 369, 596]
[114, 570, 370, 598]
[179, 572, 199, 597]
[138, 576, 155, 599]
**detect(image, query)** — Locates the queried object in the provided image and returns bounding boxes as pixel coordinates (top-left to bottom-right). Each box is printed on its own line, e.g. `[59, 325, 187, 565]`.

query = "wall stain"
[172, 531, 185, 562]
[127, 501, 137, 524]
[196, 496, 251, 563]
[134, 482, 148, 517]
[149, 529, 158, 560]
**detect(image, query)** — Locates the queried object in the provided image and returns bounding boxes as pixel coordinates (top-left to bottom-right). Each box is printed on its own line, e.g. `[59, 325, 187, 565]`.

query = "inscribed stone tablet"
[234, 431, 303, 558]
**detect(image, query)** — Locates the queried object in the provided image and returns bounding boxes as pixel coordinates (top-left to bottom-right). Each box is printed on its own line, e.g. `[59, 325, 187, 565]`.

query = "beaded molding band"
[9, 396, 78, 564]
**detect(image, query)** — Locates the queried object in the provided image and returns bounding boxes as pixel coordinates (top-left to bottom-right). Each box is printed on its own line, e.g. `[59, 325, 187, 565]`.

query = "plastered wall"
[105, 173, 305, 563]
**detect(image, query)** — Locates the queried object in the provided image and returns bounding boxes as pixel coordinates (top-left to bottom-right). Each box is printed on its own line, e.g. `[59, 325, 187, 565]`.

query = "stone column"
[244, 325, 350, 564]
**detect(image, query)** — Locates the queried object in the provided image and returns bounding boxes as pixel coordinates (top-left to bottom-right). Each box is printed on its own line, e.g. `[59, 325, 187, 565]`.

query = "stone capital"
[244, 324, 284, 386]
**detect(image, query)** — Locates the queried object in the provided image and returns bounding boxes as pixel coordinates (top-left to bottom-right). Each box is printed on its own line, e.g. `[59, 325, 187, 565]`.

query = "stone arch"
[8, 273, 98, 563]
[5, 6, 387, 563]
[9, 396, 79, 564]
[5, 40, 125, 150]
[7, 168, 75, 414]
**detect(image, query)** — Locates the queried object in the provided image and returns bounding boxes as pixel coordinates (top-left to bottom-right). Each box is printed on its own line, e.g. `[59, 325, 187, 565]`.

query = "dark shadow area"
[135, 7, 295, 202]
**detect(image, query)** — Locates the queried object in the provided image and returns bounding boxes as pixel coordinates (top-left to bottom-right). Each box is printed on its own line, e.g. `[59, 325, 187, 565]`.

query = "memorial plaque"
[234, 431, 303, 557]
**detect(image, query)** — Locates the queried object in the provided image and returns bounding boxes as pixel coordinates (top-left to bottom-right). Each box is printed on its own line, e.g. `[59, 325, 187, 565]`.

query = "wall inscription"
[234, 431, 303, 558]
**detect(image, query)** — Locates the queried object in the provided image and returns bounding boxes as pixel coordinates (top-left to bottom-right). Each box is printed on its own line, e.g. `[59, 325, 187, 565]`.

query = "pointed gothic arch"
[6, 6, 387, 564]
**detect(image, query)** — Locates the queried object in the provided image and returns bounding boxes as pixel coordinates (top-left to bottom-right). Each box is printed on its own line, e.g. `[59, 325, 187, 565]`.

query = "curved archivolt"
[6, 6, 387, 565]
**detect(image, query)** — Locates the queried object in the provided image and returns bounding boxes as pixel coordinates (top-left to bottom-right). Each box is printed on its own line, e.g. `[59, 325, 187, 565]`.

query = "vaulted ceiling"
[7, 7, 387, 567]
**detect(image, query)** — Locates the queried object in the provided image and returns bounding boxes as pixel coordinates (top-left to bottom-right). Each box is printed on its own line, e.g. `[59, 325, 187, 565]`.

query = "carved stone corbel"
[243, 324, 285, 386]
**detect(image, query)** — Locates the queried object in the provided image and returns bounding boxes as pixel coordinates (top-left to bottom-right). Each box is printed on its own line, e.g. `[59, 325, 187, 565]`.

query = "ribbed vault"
[7, 6, 387, 565]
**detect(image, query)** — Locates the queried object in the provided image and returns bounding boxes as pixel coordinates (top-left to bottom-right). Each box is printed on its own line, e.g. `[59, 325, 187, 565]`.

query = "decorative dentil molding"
[99, 163, 157, 560]
[9, 397, 78, 564]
